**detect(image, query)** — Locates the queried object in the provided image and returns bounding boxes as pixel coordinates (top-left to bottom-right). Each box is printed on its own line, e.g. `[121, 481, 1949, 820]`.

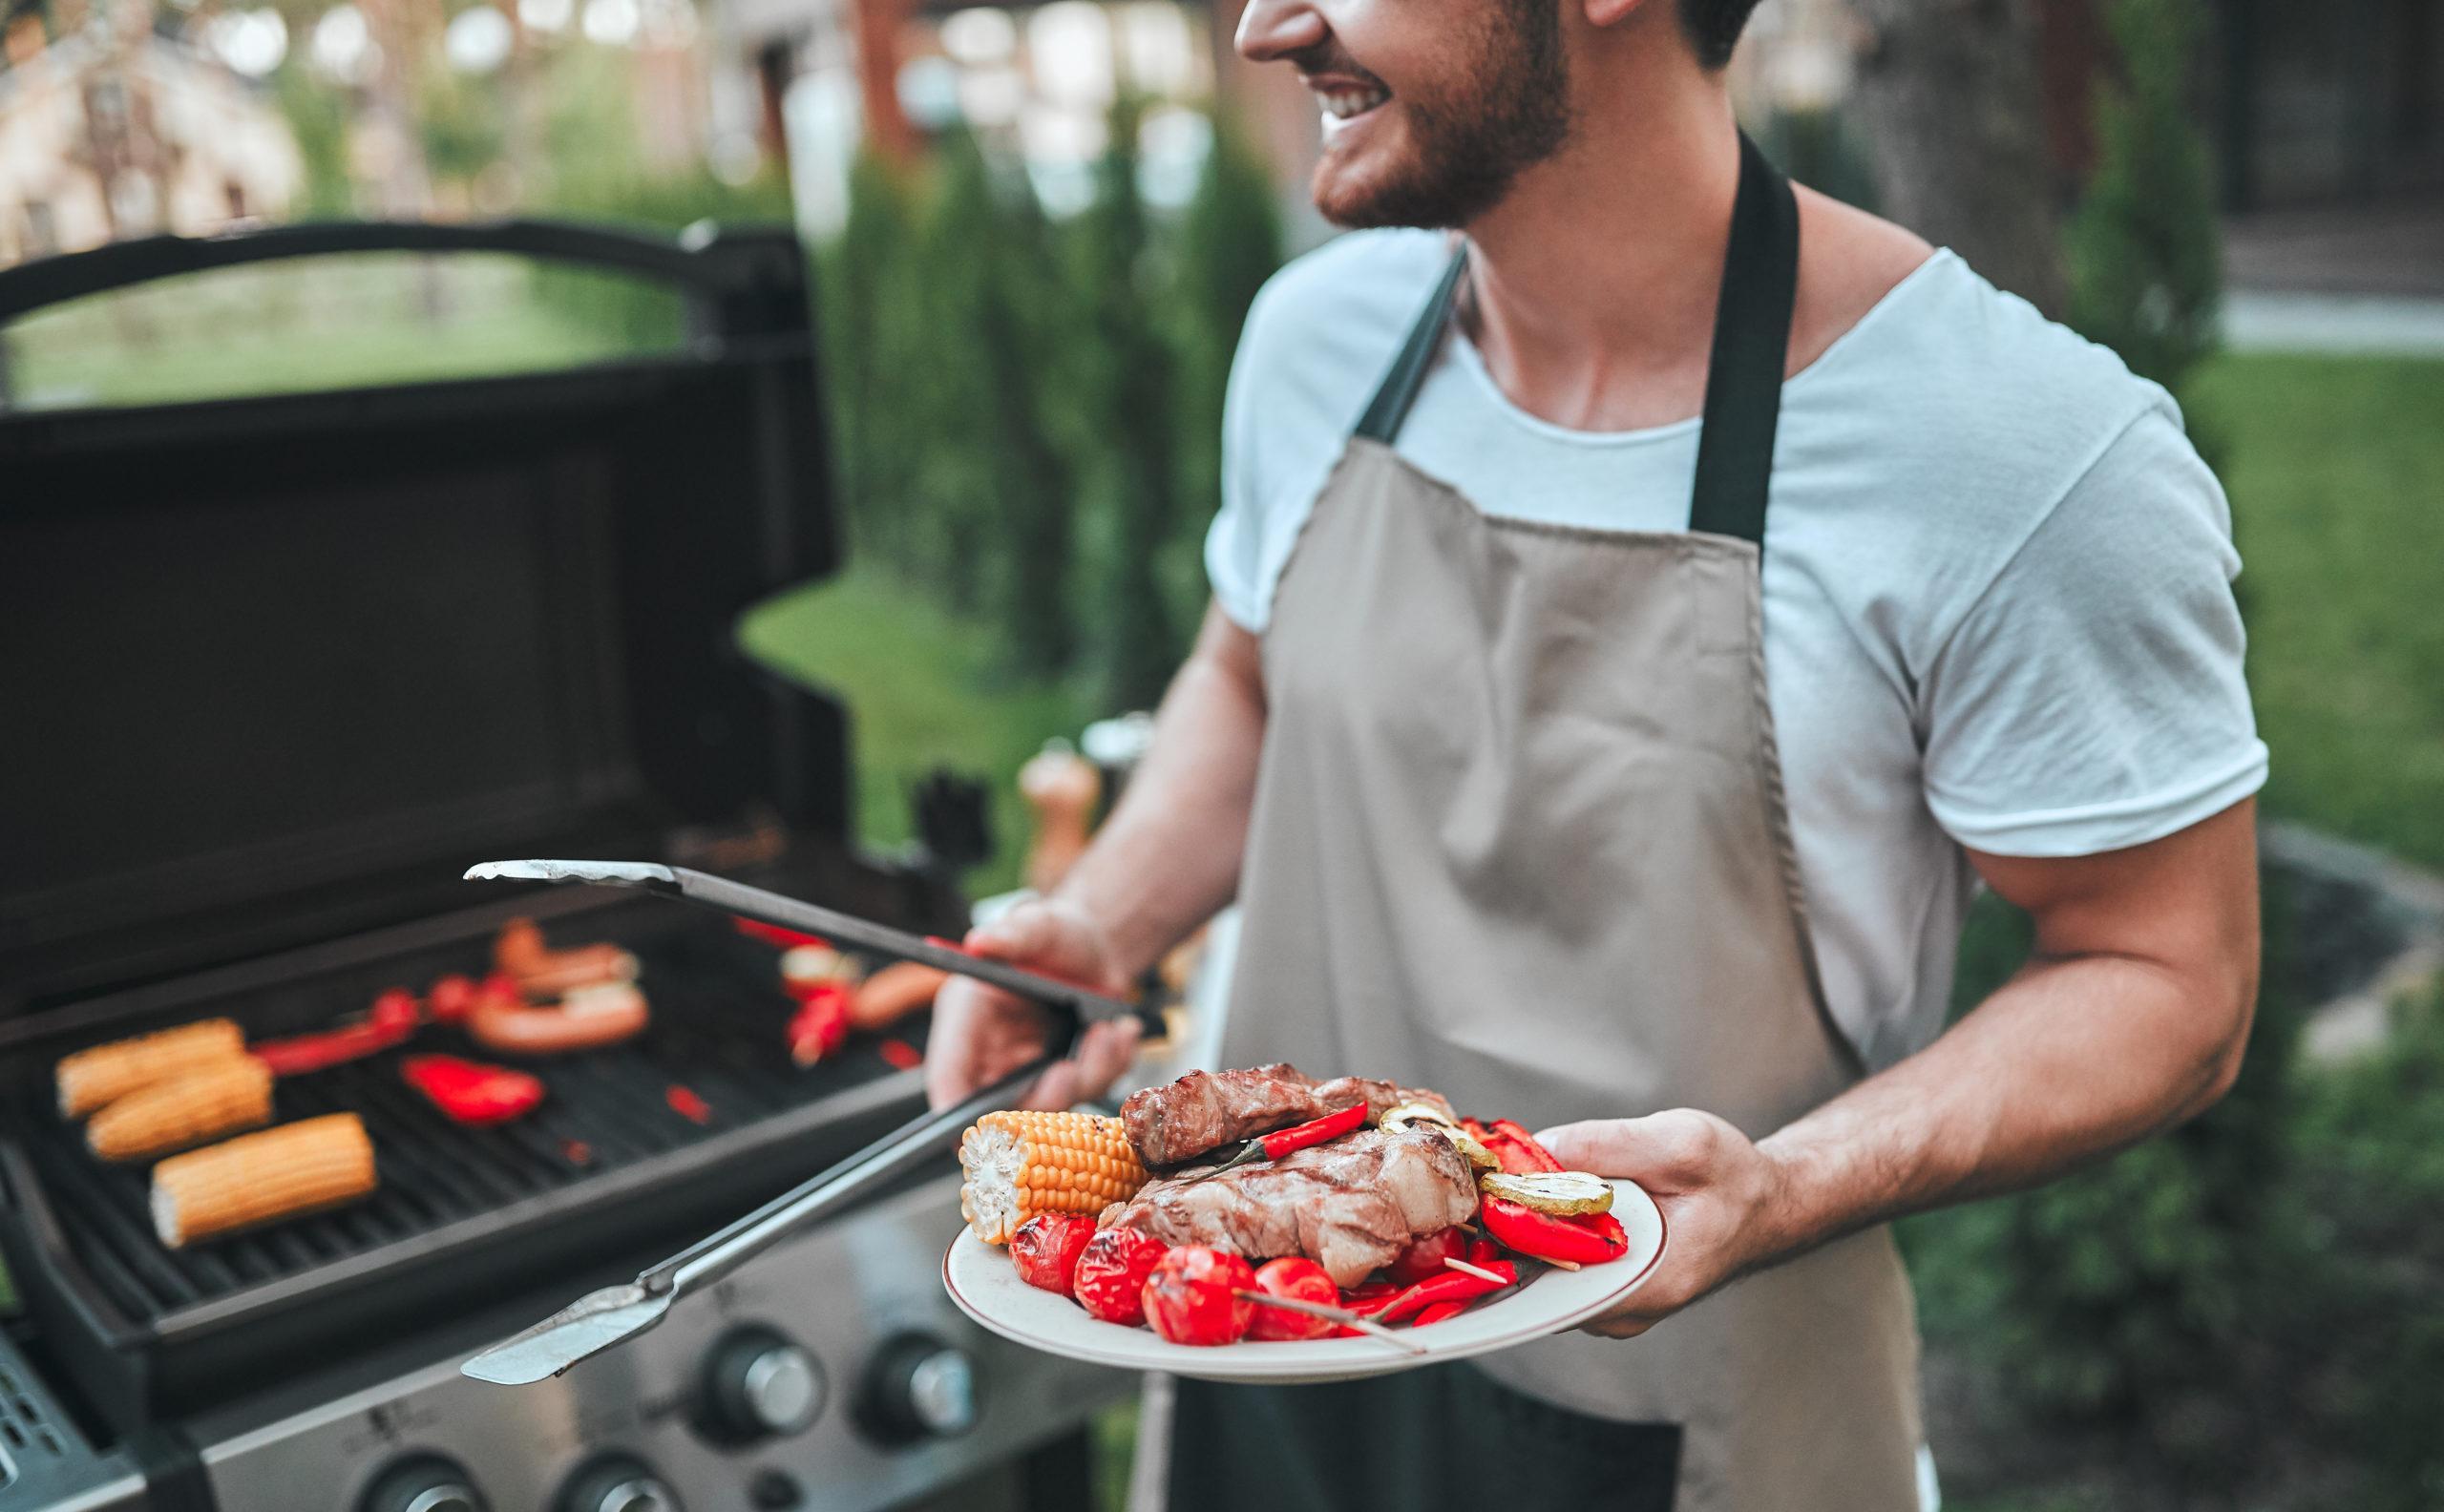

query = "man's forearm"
[1751, 947, 2253, 1265]
[1050, 607, 1268, 977]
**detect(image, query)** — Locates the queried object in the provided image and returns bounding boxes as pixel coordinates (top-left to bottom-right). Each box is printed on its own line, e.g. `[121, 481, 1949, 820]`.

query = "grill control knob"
[557, 1456, 683, 1512]
[362, 1455, 487, 1512]
[855, 1334, 980, 1444]
[700, 1327, 825, 1442]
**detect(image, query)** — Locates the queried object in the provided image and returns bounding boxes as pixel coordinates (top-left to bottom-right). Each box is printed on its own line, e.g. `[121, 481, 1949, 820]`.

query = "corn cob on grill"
[56, 1018, 248, 1118]
[151, 1113, 378, 1249]
[959, 1109, 1147, 1244]
[86, 1057, 276, 1163]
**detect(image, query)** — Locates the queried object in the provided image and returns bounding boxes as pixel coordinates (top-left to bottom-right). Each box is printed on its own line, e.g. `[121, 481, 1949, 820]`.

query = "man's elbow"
[2182, 957, 2260, 1117]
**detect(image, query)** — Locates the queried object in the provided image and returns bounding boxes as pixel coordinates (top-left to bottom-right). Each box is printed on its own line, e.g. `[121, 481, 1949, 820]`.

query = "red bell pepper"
[1486, 1118, 1567, 1174]
[1480, 1196, 1631, 1267]
[252, 989, 422, 1076]
[787, 981, 853, 1066]
[401, 1055, 544, 1125]
[1388, 1228, 1470, 1286]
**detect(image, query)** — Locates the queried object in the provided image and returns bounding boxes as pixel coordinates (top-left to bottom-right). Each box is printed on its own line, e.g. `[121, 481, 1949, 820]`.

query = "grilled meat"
[1122, 1063, 1454, 1167]
[1104, 1126, 1477, 1287]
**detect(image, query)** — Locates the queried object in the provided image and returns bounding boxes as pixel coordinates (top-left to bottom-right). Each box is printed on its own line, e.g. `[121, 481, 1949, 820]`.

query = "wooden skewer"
[1542, 1255, 1582, 1271]
[1442, 1255, 1508, 1284]
[1232, 1290, 1428, 1354]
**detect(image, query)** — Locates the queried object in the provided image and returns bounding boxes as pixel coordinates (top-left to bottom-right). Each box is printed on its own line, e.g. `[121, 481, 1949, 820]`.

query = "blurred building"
[0, 0, 303, 264]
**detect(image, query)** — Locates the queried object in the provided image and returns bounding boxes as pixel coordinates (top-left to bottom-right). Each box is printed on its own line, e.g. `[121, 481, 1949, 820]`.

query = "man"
[929, 0, 2265, 1504]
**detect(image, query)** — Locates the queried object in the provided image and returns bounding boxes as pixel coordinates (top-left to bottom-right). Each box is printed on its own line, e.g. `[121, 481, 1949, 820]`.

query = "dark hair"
[1678, 0, 1766, 68]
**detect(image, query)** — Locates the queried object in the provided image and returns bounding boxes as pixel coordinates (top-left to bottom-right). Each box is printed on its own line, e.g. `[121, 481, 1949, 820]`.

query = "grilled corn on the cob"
[56, 1018, 248, 1119]
[87, 1057, 275, 1163]
[959, 1110, 1147, 1244]
[151, 1114, 377, 1249]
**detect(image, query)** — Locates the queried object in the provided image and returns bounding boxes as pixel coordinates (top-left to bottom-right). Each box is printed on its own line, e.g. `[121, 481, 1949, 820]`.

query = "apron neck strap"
[1347, 133, 1801, 553]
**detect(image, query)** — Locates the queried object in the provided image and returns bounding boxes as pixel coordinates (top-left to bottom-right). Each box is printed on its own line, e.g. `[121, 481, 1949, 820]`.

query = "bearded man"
[929, 1, 2266, 1505]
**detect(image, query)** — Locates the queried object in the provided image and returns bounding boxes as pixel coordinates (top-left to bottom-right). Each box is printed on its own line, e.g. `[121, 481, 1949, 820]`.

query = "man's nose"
[1235, 0, 1329, 63]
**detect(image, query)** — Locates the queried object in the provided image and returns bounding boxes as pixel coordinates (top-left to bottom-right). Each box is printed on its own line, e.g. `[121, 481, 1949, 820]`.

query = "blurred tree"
[1848, 0, 2067, 315]
[2064, 0, 2223, 395]
[822, 150, 921, 574]
[912, 133, 1005, 615]
[1169, 112, 1283, 634]
[976, 164, 1085, 680]
[1073, 97, 1186, 713]
[274, 63, 356, 216]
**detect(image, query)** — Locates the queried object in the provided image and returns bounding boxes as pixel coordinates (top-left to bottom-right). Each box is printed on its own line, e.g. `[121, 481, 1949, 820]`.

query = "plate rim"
[941, 1177, 1669, 1381]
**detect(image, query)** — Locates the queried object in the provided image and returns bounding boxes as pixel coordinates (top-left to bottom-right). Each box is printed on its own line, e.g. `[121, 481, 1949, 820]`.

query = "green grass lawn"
[2194, 352, 2444, 872]
[738, 569, 1094, 897]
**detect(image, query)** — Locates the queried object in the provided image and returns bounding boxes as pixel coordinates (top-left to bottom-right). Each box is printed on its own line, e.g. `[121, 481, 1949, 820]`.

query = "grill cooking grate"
[9, 912, 920, 1335]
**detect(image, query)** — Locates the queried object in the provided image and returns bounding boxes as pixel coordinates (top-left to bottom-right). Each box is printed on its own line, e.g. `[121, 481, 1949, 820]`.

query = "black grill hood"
[0, 220, 853, 1014]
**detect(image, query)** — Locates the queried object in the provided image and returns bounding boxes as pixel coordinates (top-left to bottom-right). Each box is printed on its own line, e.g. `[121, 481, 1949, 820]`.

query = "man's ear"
[1583, 0, 1656, 27]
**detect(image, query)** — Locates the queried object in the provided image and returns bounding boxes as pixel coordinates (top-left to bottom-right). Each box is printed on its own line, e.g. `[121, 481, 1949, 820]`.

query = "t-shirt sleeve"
[1203, 286, 1276, 633]
[1919, 405, 2268, 857]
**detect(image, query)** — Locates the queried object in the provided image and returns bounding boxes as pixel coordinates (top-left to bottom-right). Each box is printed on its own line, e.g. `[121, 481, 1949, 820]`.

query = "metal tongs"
[454, 859, 1151, 1386]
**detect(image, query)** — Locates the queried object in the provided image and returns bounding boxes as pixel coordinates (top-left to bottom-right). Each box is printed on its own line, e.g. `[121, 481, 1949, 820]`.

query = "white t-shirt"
[1207, 230, 2267, 1069]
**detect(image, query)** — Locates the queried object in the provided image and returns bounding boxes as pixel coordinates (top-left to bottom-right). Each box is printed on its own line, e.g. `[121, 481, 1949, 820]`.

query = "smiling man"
[927, 0, 2265, 1505]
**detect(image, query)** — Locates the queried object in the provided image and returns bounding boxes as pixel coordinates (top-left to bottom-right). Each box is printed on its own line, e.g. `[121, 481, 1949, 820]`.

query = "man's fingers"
[1074, 1018, 1142, 1096]
[965, 906, 1045, 961]
[1536, 1110, 1724, 1187]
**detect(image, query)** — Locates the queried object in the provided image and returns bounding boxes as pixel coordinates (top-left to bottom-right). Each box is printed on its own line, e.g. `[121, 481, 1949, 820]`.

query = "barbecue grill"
[0, 221, 1128, 1511]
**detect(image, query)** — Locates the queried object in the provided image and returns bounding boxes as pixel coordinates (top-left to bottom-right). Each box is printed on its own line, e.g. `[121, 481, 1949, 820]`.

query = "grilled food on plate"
[956, 1063, 1634, 1348]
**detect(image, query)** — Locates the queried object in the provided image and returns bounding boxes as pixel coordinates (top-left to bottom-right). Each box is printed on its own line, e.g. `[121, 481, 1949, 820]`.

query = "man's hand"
[1538, 1111, 1791, 1337]
[924, 897, 1141, 1111]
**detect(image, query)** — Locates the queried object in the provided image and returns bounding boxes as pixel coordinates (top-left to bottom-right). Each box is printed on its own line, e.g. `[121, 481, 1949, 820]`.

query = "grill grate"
[9, 910, 920, 1336]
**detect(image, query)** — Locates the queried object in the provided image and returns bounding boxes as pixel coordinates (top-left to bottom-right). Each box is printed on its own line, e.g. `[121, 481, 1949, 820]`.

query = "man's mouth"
[1305, 74, 1391, 133]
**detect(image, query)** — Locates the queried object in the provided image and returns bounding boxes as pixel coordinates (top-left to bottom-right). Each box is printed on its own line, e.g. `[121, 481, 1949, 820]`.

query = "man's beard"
[1314, 10, 1573, 230]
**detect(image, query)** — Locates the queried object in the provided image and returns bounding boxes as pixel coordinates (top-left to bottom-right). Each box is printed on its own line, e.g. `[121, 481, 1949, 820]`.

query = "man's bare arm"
[1546, 799, 2261, 1334]
[1044, 601, 1271, 977]
[924, 601, 1267, 1107]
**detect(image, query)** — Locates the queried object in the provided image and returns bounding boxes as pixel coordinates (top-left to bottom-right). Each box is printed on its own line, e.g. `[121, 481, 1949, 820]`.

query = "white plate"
[942, 1179, 1667, 1384]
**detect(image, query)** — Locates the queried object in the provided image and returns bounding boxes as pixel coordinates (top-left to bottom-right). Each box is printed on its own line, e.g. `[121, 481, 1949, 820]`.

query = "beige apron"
[1195, 138, 1923, 1509]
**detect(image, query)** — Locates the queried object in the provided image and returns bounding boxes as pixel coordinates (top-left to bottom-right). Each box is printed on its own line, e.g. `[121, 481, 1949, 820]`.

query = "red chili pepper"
[401, 1055, 544, 1125]
[1377, 1261, 1515, 1324]
[735, 918, 831, 951]
[1466, 1232, 1501, 1268]
[787, 982, 853, 1066]
[1413, 1299, 1471, 1327]
[251, 989, 422, 1075]
[1487, 1119, 1566, 1172]
[877, 1038, 923, 1071]
[1480, 1196, 1630, 1267]
[664, 1083, 714, 1125]
[1341, 1279, 1400, 1302]
[1261, 1102, 1368, 1159]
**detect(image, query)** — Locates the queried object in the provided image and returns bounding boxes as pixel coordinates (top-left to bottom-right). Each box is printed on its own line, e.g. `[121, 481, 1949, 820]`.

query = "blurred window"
[0, 251, 691, 411]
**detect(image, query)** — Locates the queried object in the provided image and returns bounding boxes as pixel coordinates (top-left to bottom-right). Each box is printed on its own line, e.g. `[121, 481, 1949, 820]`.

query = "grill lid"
[0, 221, 851, 1013]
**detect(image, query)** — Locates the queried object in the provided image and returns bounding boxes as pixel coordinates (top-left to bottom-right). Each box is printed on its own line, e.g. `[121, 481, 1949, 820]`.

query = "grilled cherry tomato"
[1141, 1247, 1257, 1347]
[1247, 1257, 1338, 1341]
[1010, 1214, 1098, 1294]
[1387, 1227, 1470, 1286]
[1072, 1228, 1169, 1327]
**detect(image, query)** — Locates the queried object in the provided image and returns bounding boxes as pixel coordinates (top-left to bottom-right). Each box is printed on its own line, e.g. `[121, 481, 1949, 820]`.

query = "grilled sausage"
[467, 980, 650, 1056]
